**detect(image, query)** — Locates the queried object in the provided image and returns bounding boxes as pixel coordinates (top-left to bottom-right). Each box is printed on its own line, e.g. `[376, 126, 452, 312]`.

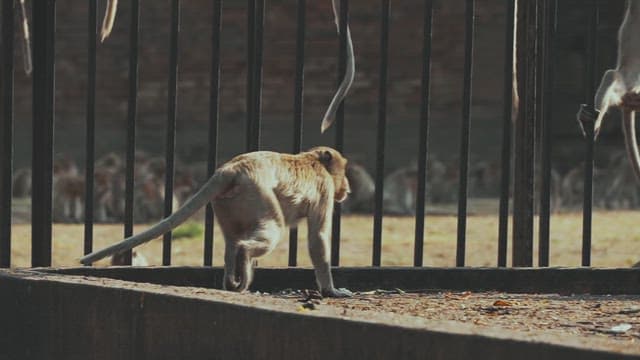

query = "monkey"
[320, 0, 356, 133]
[80, 147, 353, 297]
[426, 157, 458, 204]
[95, 151, 124, 172]
[53, 154, 80, 177]
[341, 162, 375, 213]
[11, 168, 31, 198]
[90, 153, 126, 222]
[100, 0, 118, 42]
[591, 0, 640, 182]
[174, 168, 198, 206]
[558, 162, 608, 210]
[602, 150, 640, 209]
[52, 173, 85, 223]
[468, 160, 502, 198]
[111, 249, 149, 266]
[133, 176, 179, 223]
[382, 165, 419, 215]
[51, 155, 83, 222]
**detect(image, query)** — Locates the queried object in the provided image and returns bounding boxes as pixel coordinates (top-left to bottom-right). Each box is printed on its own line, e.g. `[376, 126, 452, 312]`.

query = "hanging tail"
[320, 0, 356, 133]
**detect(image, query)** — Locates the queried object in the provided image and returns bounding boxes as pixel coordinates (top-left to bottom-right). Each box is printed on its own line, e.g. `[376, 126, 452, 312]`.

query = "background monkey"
[592, 0, 640, 181]
[81, 147, 353, 298]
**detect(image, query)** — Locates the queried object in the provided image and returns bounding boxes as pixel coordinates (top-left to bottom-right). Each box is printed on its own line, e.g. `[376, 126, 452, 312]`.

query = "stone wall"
[2, 0, 628, 173]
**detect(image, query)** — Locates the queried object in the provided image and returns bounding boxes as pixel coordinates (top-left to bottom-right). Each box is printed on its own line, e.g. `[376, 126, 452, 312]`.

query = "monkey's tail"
[18, 0, 32, 75]
[320, 0, 356, 134]
[100, 0, 118, 43]
[622, 109, 640, 182]
[79, 171, 235, 265]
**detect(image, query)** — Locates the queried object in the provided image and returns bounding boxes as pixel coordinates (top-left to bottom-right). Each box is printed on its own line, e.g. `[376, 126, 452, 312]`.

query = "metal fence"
[0, 0, 617, 268]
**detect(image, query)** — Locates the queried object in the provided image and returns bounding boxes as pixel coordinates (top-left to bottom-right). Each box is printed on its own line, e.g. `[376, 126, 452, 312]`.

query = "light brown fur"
[80, 147, 352, 297]
[100, 0, 118, 42]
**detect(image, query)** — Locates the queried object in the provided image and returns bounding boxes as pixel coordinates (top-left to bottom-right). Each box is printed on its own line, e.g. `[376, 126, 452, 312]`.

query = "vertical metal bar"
[581, 0, 598, 267]
[84, 0, 97, 258]
[246, 0, 256, 152]
[162, 0, 180, 266]
[456, 0, 475, 267]
[497, 0, 515, 267]
[413, 0, 434, 268]
[31, 0, 55, 267]
[123, 0, 140, 265]
[204, 0, 222, 266]
[534, 0, 545, 266]
[512, 0, 536, 267]
[252, 0, 264, 151]
[288, 0, 306, 267]
[538, 0, 556, 267]
[0, 0, 15, 268]
[372, 0, 390, 267]
[331, 0, 349, 267]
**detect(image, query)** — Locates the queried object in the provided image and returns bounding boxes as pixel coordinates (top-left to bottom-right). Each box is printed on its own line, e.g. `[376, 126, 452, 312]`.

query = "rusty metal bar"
[372, 0, 390, 267]
[413, 0, 434, 267]
[580, 0, 599, 267]
[31, 0, 56, 267]
[204, 0, 223, 266]
[162, 0, 181, 266]
[512, 0, 537, 267]
[331, 0, 349, 266]
[123, 0, 141, 265]
[538, 0, 557, 267]
[84, 0, 98, 258]
[288, 0, 306, 267]
[497, 0, 515, 268]
[456, 0, 475, 267]
[0, 0, 15, 268]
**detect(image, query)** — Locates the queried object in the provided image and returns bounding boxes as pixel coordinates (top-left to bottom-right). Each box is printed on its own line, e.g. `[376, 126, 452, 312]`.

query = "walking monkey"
[81, 147, 353, 297]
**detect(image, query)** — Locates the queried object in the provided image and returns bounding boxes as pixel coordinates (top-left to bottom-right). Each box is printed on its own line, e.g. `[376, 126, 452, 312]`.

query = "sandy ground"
[6, 210, 640, 268]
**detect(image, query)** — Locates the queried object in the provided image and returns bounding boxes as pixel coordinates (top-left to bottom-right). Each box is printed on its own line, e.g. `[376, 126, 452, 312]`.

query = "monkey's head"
[311, 146, 351, 203]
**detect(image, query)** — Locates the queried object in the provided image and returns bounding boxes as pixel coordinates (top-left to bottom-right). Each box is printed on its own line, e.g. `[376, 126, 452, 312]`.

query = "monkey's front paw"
[576, 104, 598, 139]
[322, 287, 353, 298]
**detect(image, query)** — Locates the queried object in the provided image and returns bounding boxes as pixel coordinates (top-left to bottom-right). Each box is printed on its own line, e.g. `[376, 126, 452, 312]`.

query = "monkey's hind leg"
[223, 241, 241, 291]
[237, 220, 283, 292]
[223, 220, 283, 292]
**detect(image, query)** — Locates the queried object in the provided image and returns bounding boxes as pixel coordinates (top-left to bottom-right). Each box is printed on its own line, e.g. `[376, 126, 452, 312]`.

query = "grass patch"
[172, 222, 204, 240]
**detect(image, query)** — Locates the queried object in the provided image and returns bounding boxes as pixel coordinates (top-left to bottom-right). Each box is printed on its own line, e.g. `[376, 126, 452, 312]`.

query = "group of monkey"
[11, 0, 640, 297]
[12, 151, 198, 224]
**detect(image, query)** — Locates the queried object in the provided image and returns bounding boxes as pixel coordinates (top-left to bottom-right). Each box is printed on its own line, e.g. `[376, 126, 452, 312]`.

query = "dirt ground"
[269, 289, 640, 353]
[7, 209, 640, 268]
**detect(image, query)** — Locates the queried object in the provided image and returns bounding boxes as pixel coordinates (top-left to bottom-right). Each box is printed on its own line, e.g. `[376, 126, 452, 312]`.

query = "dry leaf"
[493, 300, 513, 307]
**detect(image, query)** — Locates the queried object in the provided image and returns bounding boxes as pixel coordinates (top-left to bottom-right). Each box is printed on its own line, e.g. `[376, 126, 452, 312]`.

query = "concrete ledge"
[1, 269, 639, 359]
[39, 266, 640, 294]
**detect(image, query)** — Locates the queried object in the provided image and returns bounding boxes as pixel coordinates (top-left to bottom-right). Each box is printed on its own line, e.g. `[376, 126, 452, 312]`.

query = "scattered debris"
[610, 324, 633, 334]
[493, 300, 514, 307]
[301, 302, 317, 311]
[619, 307, 640, 315]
